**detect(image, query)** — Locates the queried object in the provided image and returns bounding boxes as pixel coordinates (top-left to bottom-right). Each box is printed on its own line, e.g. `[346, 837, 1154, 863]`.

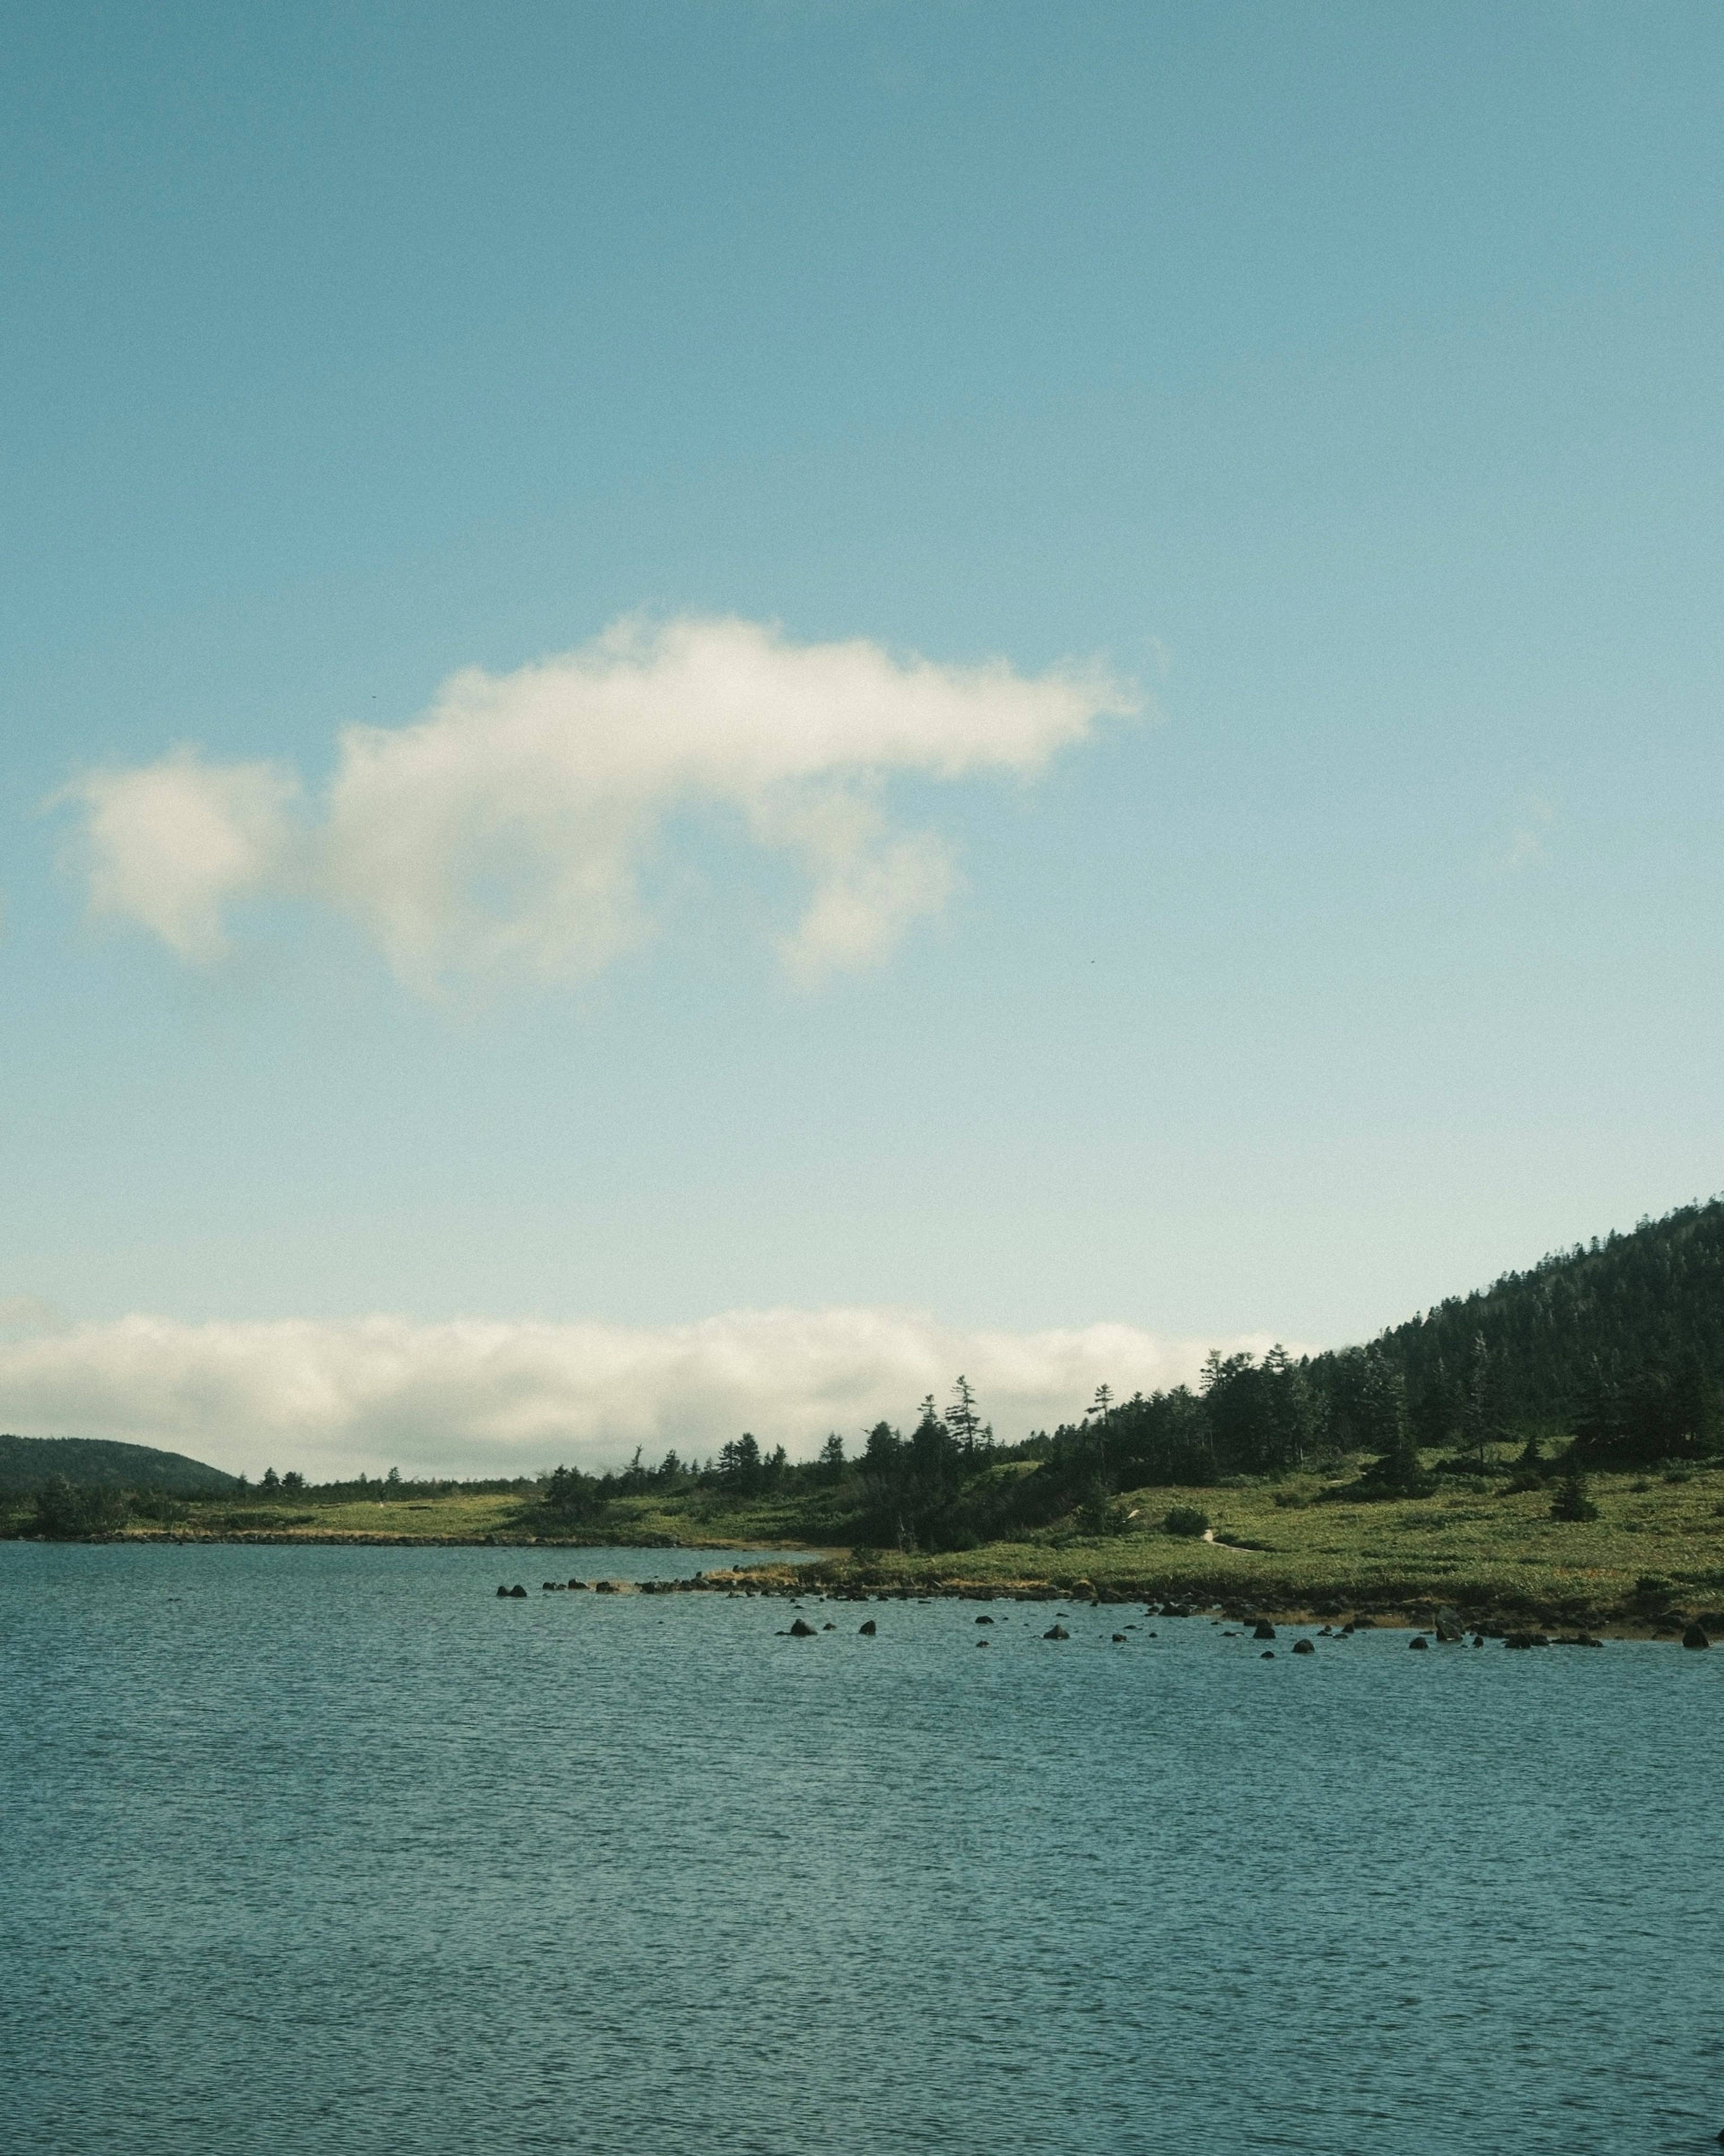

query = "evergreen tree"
[717, 1433, 764, 1494]
[1549, 1455, 1598, 1522]
[1458, 1334, 1501, 1472]
[946, 1376, 984, 1461]
[1351, 1354, 1434, 1497]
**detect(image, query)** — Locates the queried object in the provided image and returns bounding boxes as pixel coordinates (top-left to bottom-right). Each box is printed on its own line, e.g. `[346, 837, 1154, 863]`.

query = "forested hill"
[0, 1435, 236, 1495]
[997, 1197, 1724, 1518]
[1349, 1197, 1724, 1432]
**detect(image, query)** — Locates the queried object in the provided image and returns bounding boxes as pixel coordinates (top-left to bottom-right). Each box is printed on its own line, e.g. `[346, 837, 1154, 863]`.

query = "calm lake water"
[1, 1542, 1719, 2156]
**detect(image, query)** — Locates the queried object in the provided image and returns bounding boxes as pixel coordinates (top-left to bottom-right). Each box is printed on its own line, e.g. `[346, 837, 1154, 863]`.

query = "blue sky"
[4, 2, 1722, 1470]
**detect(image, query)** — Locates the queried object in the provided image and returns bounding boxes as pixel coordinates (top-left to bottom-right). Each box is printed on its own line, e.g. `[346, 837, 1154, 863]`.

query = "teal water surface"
[1, 1542, 1719, 2155]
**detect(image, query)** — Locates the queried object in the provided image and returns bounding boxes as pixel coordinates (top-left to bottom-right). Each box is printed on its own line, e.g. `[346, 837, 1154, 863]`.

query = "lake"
[1, 1541, 1719, 2154]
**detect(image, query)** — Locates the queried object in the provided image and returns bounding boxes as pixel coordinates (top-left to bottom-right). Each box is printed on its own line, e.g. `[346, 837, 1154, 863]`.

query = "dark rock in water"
[1291, 1638, 1315, 1655]
[1252, 1620, 1276, 1640]
[976, 1639, 990, 1648]
[1260, 1650, 1275, 1659]
[1472, 1633, 1485, 1646]
[858, 1619, 877, 1635]
[822, 1622, 836, 1630]
[1504, 1631, 1550, 1649]
[568, 1579, 586, 1589]
[1683, 1624, 1711, 1650]
[788, 1617, 817, 1637]
[508, 1584, 527, 1599]
[1043, 1624, 1069, 1641]
[496, 1584, 509, 1597]
[975, 1614, 994, 1625]
[594, 1580, 616, 1594]
[1408, 1636, 1429, 1650]
[1112, 1632, 1127, 1643]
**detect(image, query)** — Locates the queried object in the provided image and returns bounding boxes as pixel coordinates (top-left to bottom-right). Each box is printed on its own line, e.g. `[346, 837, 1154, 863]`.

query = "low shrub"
[1163, 1505, 1210, 1538]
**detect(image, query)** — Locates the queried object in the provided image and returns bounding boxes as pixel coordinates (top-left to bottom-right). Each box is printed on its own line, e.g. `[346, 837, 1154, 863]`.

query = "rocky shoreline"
[26, 1530, 1723, 1642]
[506, 1562, 1719, 1645]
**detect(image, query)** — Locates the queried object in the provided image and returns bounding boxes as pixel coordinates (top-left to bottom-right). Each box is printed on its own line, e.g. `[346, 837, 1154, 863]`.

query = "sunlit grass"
[115, 1456, 1724, 1619]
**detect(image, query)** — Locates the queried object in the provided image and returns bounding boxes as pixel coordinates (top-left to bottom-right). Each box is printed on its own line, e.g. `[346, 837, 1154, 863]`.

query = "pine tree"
[946, 1376, 983, 1460]
[1353, 1354, 1434, 1497]
[1549, 1455, 1598, 1522]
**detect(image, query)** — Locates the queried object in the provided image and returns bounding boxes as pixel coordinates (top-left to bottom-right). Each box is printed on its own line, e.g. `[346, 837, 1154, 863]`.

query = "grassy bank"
[794, 1464, 1724, 1628]
[37, 1454, 1721, 1627]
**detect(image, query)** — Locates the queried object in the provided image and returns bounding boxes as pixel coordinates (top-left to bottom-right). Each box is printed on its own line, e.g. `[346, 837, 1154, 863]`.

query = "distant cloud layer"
[0, 1307, 1281, 1480]
[62, 617, 1133, 991]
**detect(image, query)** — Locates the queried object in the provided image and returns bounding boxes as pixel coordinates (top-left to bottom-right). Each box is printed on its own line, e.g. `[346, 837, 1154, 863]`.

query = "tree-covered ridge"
[1358, 1196, 1724, 1428]
[0, 1434, 236, 1495]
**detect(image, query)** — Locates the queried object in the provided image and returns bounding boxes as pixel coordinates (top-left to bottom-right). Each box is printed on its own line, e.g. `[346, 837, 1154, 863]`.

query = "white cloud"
[0, 1306, 1285, 1480]
[62, 616, 1134, 991]
[59, 751, 303, 960]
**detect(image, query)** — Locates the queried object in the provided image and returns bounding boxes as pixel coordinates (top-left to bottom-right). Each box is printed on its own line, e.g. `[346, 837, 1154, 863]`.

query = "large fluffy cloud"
[0, 1306, 1284, 1480]
[62, 616, 1134, 991]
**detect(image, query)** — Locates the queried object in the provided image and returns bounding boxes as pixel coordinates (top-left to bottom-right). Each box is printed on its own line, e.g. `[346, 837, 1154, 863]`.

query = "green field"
[73, 1454, 1724, 1628]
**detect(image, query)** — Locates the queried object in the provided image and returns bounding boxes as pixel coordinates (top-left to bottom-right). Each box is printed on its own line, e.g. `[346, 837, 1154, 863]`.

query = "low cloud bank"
[61, 616, 1134, 992]
[0, 1307, 1285, 1481]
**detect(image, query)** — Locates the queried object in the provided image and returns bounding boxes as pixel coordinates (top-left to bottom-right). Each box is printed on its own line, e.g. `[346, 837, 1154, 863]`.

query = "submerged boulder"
[1252, 1620, 1276, 1641]
[1408, 1635, 1429, 1650]
[1291, 1638, 1315, 1655]
[788, 1617, 817, 1637]
[858, 1619, 877, 1635]
[1683, 1624, 1711, 1650]
[1043, 1624, 1070, 1641]
[508, 1584, 527, 1599]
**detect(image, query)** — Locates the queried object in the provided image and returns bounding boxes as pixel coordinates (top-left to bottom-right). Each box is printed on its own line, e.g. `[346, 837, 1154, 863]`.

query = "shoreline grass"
[17, 1455, 1719, 1632]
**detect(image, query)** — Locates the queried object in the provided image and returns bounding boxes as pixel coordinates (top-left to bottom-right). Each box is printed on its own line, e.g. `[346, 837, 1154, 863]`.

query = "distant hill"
[1354, 1196, 1724, 1430]
[0, 1435, 237, 1496]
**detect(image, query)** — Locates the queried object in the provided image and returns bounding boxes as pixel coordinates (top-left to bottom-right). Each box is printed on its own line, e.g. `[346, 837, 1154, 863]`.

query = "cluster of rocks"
[493, 1573, 1717, 1651]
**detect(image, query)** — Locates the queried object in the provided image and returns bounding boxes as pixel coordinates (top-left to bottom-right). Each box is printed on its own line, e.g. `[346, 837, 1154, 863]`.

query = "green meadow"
[97, 1453, 1724, 1627]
